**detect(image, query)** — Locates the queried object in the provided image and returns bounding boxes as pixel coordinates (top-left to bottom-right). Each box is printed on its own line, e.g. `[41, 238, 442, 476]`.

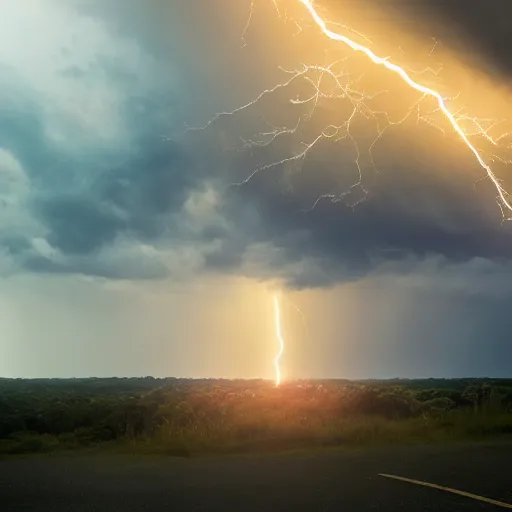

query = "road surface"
[1, 441, 511, 511]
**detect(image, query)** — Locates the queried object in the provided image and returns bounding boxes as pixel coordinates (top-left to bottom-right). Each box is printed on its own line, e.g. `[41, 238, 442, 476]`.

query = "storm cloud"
[1, 0, 512, 289]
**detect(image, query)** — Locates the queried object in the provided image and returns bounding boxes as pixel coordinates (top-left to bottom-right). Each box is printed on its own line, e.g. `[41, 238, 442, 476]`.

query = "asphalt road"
[1, 441, 511, 511]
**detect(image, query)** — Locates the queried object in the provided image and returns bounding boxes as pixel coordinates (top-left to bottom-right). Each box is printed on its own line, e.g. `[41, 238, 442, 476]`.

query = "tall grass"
[123, 409, 512, 457]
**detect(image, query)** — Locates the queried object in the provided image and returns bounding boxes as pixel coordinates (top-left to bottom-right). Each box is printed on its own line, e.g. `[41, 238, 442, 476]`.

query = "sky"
[2, 0, 512, 379]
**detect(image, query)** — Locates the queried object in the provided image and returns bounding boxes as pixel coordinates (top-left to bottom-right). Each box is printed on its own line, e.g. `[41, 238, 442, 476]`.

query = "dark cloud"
[397, 0, 512, 76]
[99, 138, 194, 219]
[37, 197, 125, 254]
[14, 131, 200, 272]
[0, 98, 67, 189]
[3, 0, 512, 288]
[212, 165, 512, 287]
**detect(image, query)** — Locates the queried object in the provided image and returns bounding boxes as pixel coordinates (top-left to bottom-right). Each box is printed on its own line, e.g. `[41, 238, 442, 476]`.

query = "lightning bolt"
[190, 0, 512, 218]
[297, 0, 512, 215]
[273, 293, 285, 387]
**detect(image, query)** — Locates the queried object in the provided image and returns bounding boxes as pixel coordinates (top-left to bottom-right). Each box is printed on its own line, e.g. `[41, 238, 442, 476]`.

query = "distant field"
[1, 377, 512, 456]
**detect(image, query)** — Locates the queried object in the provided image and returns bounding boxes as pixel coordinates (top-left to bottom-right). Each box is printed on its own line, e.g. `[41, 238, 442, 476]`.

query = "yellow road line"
[379, 473, 512, 509]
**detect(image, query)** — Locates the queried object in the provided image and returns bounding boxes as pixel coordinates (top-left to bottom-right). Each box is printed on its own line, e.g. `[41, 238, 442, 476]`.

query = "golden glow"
[296, 0, 512, 216]
[192, 0, 512, 218]
[273, 293, 285, 387]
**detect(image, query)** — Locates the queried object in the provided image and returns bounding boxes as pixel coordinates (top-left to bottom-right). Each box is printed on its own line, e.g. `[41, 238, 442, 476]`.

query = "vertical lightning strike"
[273, 294, 285, 387]
[297, 0, 512, 215]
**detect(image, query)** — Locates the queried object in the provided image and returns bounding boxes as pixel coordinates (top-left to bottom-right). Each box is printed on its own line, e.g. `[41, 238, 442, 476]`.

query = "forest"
[1, 377, 512, 456]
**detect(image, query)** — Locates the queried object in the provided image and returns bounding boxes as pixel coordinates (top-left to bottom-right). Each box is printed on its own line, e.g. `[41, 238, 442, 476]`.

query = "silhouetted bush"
[422, 397, 456, 412]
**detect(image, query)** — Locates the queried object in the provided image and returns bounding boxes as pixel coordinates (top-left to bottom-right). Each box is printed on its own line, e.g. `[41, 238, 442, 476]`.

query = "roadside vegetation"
[1, 377, 512, 456]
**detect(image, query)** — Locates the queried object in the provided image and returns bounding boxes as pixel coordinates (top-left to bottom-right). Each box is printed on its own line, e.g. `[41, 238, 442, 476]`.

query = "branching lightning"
[190, 0, 512, 217]
[273, 294, 285, 387]
[298, 0, 512, 214]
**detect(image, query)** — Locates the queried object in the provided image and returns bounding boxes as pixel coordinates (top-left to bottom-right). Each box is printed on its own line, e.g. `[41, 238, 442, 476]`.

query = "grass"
[93, 410, 512, 458]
